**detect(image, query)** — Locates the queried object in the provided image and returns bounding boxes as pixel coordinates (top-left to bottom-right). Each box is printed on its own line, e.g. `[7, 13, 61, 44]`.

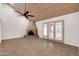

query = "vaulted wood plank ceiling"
[10, 3, 79, 21]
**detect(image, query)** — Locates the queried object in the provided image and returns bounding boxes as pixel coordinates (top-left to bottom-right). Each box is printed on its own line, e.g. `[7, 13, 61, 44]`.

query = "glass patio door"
[43, 20, 64, 42]
[55, 21, 63, 40]
[49, 23, 54, 39]
[43, 23, 48, 38]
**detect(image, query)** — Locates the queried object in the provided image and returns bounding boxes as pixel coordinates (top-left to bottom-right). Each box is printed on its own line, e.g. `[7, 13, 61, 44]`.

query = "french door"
[43, 20, 64, 42]
[43, 23, 48, 38]
[48, 23, 54, 39]
[55, 21, 63, 40]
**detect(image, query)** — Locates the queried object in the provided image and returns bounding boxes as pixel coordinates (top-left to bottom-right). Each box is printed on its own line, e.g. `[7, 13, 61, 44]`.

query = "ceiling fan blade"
[16, 11, 23, 15]
[25, 16, 28, 18]
[27, 15, 34, 17]
[26, 11, 29, 14]
[24, 11, 29, 16]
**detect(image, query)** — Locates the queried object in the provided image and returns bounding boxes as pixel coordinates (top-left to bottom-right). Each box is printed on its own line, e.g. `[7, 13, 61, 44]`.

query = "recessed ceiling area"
[9, 3, 79, 21]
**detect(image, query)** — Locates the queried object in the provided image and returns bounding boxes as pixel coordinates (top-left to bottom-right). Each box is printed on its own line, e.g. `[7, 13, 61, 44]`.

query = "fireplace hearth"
[28, 31, 34, 35]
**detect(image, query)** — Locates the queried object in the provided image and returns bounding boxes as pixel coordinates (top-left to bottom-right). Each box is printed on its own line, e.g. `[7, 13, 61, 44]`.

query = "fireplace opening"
[28, 30, 34, 35]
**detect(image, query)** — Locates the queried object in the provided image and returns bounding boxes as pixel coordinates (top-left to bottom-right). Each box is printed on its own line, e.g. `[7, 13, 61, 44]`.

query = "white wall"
[36, 11, 79, 47]
[0, 19, 1, 43]
[0, 4, 29, 40]
[0, 4, 2, 42]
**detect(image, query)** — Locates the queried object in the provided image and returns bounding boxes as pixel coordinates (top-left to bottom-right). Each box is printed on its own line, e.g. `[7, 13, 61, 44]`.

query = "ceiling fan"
[8, 3, 34, 19]
[16, 4, 34, 19]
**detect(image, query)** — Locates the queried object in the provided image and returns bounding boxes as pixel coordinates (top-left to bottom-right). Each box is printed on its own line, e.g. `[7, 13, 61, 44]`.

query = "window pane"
[55, 21, 63, 40]
[43, 23, 48, 38]
[49, 23, 54, 39]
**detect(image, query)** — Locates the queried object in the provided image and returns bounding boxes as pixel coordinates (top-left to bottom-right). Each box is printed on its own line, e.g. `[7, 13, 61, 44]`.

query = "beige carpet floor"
[0, 36, 78, 56]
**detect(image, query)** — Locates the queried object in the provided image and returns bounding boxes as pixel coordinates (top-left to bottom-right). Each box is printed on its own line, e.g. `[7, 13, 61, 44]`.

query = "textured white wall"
[0, 4, 2, 42]
[0, 19, 1, 43]
[36, 11, 79, 47]
[0, 4, 29, 40]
